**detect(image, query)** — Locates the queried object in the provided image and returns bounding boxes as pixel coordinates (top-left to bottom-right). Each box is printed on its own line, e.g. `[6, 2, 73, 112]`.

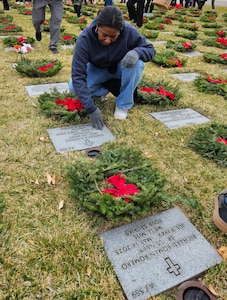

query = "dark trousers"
[127, 0, 145, 27]
[3, 0, 9, 10]
[74, 4, 81, 17]
[144, 0, 154, 13]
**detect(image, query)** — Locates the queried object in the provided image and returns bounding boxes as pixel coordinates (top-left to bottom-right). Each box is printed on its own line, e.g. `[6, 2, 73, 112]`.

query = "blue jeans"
[69, 60, 144, 110]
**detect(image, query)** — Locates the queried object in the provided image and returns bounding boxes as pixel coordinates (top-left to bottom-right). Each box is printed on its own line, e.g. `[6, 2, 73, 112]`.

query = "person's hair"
[96, 6, 124, 31]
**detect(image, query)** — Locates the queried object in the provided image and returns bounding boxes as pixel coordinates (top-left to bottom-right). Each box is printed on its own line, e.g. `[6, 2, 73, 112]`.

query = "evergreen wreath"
[3, 35, 35, 47]
[66, 145, 168, 222]
[203, 52, 227, 65]
[15, 57, 63, 77]
[202, 37, 227, 49]
[136, 78, 181, 106]
[139, 29, 159, 39]
[144, 22, 165, 30]
[178, 23, 199, 31]
[60, 33, 78, 45]
[201, 22, 222, 29]
[189, 123, 227, 168]
[153, 49, 187, 68]
[38, 88, 86, 123]
[166, 40, 196, 52]
[174, 30, 198, 40]
[203, 29, 226, 37]
[0, 23, 22, 33]
[194, 75, 227, 99]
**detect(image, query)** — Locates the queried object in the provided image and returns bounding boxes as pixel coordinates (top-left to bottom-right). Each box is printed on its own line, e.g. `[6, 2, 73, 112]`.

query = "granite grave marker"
[150, 108, 210, 129]
[171, 72, 200, 82]
[47, 123, 115, 153]
[25, 82, 69, 96]
[100, 207, 222, 300]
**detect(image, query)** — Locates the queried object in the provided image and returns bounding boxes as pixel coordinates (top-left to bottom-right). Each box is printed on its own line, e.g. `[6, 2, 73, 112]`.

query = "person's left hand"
[25, 1, 32, 8]
[121, 50, 139, 68]
[66, 0, 73, 4]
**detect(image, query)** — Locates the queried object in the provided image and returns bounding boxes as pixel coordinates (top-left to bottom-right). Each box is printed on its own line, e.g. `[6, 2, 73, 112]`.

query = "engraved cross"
[165, 257, 181, 276]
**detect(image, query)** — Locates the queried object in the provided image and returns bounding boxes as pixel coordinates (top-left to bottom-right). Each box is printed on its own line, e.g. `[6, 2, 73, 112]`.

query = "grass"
[0, 1, 227, 299]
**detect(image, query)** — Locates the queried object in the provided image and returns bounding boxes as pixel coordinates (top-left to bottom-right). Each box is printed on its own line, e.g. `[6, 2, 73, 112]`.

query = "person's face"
[96, 26, 120, 46]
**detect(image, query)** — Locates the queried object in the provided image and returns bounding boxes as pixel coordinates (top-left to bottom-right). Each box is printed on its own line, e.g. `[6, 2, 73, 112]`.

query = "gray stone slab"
[182, 51, 202, 57]
[25, 82, 69, 96]
[61, 45, 74, 49]
[150, 108, 210, 129]
[47, 123, 116, 153]
[162, 31, 173, 34]
[172, 72, 200, 82]
[152, 40, 167, 45]
[4, 47, 13, 52]
[100, 207, 222, 300]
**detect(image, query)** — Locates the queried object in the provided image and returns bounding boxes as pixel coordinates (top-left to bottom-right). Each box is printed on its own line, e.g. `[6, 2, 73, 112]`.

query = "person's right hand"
[66, 0, 73, 4]
[89, 108, 104, 130]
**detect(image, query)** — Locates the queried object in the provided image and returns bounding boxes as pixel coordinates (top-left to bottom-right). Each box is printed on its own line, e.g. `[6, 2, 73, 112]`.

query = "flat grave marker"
[182, 51, 202, 57]
[25, 82, 69, 96]
[61, 45, 74, 50]
[100, 207, 222, 300]
[171, 72, 200, 82]
[150, 108, 210, 129]
[152, 41, 167, 45]
[47, 123, 115, 153]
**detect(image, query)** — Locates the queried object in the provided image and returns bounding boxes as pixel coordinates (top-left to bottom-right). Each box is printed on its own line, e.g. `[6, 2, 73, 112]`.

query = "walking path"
[205, 0, 227, 7]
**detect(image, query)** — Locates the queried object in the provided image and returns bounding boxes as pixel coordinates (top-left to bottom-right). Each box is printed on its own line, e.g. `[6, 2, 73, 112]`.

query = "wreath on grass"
[38, 89, 86, 123]
[194, 75, 227, 99]
[0, 23, 22, 33]
[174, 30, 198, 40]
[178, 23, 199, 31]
[202, 37, 227, 49]
[203, 29, 226, 37]
[3, 35, 35, 47]
[15, 57, 63, 77]
[153, 49, 187, 68]
[189, 123, 227, 168]
[144, 22, 165, 30]
[136, 78, 181, 106]
[66, 145, 168, 222]
[139, 29, 159, 39]
[203, 52, 227, 65]
[60, 33, 78, 45]
[166, 40, 196, 52]
[201, 22, 222, 29]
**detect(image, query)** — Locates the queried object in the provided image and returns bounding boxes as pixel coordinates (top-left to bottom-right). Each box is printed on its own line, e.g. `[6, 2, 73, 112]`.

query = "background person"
[69, 6, 156, 130]
[25, 0, 64, 54]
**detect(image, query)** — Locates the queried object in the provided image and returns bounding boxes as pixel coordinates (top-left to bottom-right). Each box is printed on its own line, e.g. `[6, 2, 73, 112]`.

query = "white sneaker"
[114, 107, 128, 120]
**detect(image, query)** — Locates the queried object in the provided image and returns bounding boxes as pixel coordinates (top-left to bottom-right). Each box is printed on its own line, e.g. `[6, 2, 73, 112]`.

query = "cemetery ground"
[0, 1, 227, 299]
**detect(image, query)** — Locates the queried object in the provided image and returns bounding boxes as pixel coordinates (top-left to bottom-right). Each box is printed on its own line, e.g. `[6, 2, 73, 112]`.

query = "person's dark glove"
[89, 108, 104, 130]
[121, 50, 139, 68]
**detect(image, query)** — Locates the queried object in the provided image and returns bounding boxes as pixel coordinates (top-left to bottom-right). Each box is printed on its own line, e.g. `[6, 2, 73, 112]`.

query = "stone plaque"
[171, 72, 200, 82]
[25, 82, 69, 96]
[152, 41, 166, 45]
[150, 108, 210, 129]
[47, 123, 115, 153]
[182, 51, 202, 57]
[162, 31, 173, 34]
[61, 45, 74, 50]
[100, 208, 222, 300]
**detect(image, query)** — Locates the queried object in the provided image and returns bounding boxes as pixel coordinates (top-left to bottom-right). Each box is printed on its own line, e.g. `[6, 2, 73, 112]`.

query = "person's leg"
[136, 0, 145, 27]
[144, 0, 151, 13]
[127, 0, 137, 22]
[69, 63, 112, 96]
[115, 60, 144, 110]
[3, 0, 9, 10]
[211, 0, 215, 9]
[48, 0, 63, 50]
[32, 0, 46, 34]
